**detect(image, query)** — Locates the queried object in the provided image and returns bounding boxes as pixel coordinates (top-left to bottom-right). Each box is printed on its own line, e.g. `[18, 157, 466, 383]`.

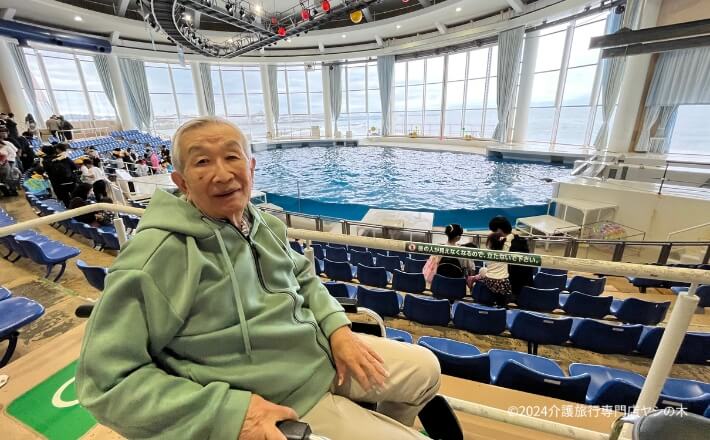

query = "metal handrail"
[667, 221, 710, 240]
[0, 203, 707, 440]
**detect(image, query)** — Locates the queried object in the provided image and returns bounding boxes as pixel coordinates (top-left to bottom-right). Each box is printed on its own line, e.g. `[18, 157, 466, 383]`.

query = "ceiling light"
[74, 15, 83, 21]
[254, 4, 262, 14]
[341, 34, 346, 38]
[183, 14, 192, 21]
[455, 7, 461, 12]
[396, 24, 401, 29]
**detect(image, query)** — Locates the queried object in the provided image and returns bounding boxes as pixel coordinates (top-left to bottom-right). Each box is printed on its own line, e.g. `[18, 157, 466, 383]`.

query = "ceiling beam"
[601, 35, 710, 58]
[505, 0, 525, 13]
[117, 0, 131, 17]
[590, 19, 710, 49]
[375, 35, 383, 47]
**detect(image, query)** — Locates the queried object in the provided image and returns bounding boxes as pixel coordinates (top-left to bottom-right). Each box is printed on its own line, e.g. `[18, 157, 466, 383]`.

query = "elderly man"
[76, 116, 441, 440]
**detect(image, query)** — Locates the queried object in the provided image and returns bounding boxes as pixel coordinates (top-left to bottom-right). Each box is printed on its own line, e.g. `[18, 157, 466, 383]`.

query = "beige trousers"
[302, 334, 441, 440]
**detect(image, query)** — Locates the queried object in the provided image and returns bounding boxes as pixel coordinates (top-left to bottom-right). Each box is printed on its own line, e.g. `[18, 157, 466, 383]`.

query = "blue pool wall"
[263, 193, 549, 230]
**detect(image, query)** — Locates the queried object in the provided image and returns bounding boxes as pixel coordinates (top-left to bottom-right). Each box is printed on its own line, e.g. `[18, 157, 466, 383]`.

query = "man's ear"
[171, 171, 189, 197]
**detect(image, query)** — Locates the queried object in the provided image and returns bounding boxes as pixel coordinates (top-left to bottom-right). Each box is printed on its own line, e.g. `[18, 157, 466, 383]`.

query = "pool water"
[253, 146, 571, 228]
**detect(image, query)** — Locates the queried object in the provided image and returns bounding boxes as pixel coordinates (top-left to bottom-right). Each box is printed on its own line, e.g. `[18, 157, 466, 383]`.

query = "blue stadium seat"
[356, 264, 391, 288]
[671, 285, 710, 308]
[558, 291, 613, 319]
[99, 230, 121, 251]
[489, 349, 590, 403]
[349, 249, 374, 267]
[626, 275, 667, 293]
[347, 245, 368, 253]
[569, 363, 644, 407]
[388, 250, 409, 262]
[471, 281, 497, 306]
[431, 274, 466, 302]
[0, 297, 45, 367]
[323, 259, 354, 282]
[660, 377, 710, 415]
[323, 282, 357, 298]
[452, 302, 506, 335]
[310, 243, 325, 260]
[515, 286, 561, 312]
[14, 238, 81, 282]
[289, 240, 304, 255]
[356, 286, 402, 317]
[403, 257, 427, 273]
[385, 327, 412, 343]
[637, 326, 710, 365]
[375, 254, 402, 274]
[533, 272, 568, 291]
[566, 276, 607, 296]
[325, 245, 349, 262]
[506, 310, 573, 355]
[392, 270, 426, 294]
[538, 268, 568, 275]
[76, 260, 108, 291]
[403, 295, 451, 326]
[569, 318, 643, 355]
[610, 298, 670, 325]
[418, 336, 490, 383]
[409, 253, 430, 261]
[0, 287, 11, 301]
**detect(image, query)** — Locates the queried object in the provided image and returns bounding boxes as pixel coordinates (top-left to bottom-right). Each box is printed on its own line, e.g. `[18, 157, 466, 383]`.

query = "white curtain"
[329, 65, 343, 133]
[8, 42, 43, 125]
[199, 63, 215, 116]
[265, 65, 279, 132]
[118, 58, 153, 132]
[94, 54, 115, 109]
[377, 56, 395, 136]
[493, 27, 524, 143]
[593, 11, 625, 150]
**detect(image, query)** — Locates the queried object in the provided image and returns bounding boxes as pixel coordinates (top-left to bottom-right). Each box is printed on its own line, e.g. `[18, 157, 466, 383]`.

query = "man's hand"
[330, 326, 389, 392]
[239, 394, 297, 440]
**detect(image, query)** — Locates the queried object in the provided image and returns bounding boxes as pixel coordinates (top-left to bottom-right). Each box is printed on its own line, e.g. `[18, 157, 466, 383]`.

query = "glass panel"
[394, 86, 406, 111]
[226, 94, 247, 115]
[426, 56, 445, 83]
[464, 109, 483, 136]
[447, 52, 467, 82]
[145, 67, 173, 93]
[534, 30, 567, 72]
[25, 54, 47, 89]
[88, 91, 115, 119]
[445, 81, 465, 110]
[562, 65, 597, 106]
[289, 93, 308, 114]
[287, 69, 307, 92]
[171, 67, 194, 93]
[444, 109, 463, 136]
[277, 94, 288, 115]
[348, 89, 367, 113]
[244, 69, 262, 90]
[483, 110, 498, 138]
[406, 111, 423, 132]
[526, 107, 556, 142]
[38, 50, 73, 59]
[670, 105, 710, 154]
[407, 85, 423, 111]
[348, 66, 366, 90]
[392, 111, 406, 135]
[150, 94, 178, 117]
[36, 90, 53, 119]
[53, 90, 90, 119]
[176, 94, 198, 117]
[247, 94, 265, 114]
[367, 89, 381, 113]
[211, 69, 222, 95]
[466, 79, 486, 109]
[367, 64, 379, 89]
[569, 19, 606, 68]
[310, 92, 324, 114]
[277, 69, 287, 93]
[43, 57, 82, 91]
[394, 62, 406, 86]
[307, 69, 322, 93]
[423, 111, 441, 136]
[487, 77, 497, 108]
[425, 83, 442, 111]
[530, 71, 560, 107]
[490, 46, 499, 77]
[222, 70, 244, 93]
[590, 105, 604, 143]
[80, 61, 103, 91]
[468, 48, 489, 78]
[407, 60, 425, 85]
[556, 106, 592, 145]
[214, 93, 226, 116]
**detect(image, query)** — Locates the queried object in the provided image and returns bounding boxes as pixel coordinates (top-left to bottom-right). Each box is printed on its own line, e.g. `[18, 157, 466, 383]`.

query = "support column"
[190, 61, 208, 116]
[606, 0, 662, 153]
[322, 65, 333, 138]
[0, 40, 31, 121]
[259, 65, 276, 138]
[106, 54, 135, 130]
[512, 30, 539, 144]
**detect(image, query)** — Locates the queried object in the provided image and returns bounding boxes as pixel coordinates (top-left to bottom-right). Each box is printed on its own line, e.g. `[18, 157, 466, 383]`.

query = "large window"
[339, 61, 380, 136]
[669, 105, 710, 154]
[21, 48, 116, 123]
[145, 63, 198, 136]
[276, 64, 324, 137]
[392, 57, 446, 136]
[211, 64, 267, 139]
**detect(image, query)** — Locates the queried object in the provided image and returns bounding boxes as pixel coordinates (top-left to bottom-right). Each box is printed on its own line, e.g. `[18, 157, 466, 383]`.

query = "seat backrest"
[562, 292, 613, 319]
[324, 282, 351, 298]
[632, 409, 710, 440]
[418, 336, 490, 383]
[533, 272, 568, 291]
[516, 286, 560, 312]
[310, 243, 325, 260]
[437, 258, 464, 278]
[357, 264, 389, 288]
[539, 268, 568, 275]
[388, 250, 409, 262]
[76, 259, 108, 291]
[392, 270, 426, 294]
[324, 259, 353, 282]
[14, 238, 47, 263]
[494, 358, 590, 403]
[349, 249, 374, 267]
[325, 245, 349, 262]
[508, 310, 573, 346]
[569, 362, 644, 406]
[431, 274, 466, 301]
[695, 285, 710, 308]
[567, 276, 607, 296]
[489, 349, 564, 378]
[403, 257, 427, 273]
[637, 326, 710, 365]
[570, 319, 643, 355]
[289, 240, 304, 255]
[376, 254, 402, 273]
[356, 286, 400, 317]
[471, 282, 497, 306]
[452, 302, 506, 335]
[402, 294, 450, 326]
[615, 298, 671, 325]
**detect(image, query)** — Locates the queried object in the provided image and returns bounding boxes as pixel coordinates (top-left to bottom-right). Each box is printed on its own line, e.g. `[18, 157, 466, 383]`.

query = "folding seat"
[569, 318, 643, 355]
[0, 287, 11, 301]
[0, 297, 45, 367]
[489, 349, 590, 403]
[569, 363, 644, 407]
[324, 245, 348, 263]
[659, 377, 710, 415]
[625, 275, 668, 293]
[403, 257, 427, 273]
[538, 268, 568, 276]
[14, 238, 81, 282]
[566, 275, 607, 296]
[289, 240, 304, 255]
[356, 264, 390, 288]
[506, 310, 573, 355]
[385, 327, 412, 343]
[347, 245, 368, 253]
[99, 229, 121, 251]
[323, 259, 354, 282]
[610, 298, 671, 325]
[392, 270, 426, 294]
[388, 251, 409, 262]
[375, 254, 402, 274]
[402, 295, 451, 326]
[418, 336, 490, 383]
[636, 326, 710, 365]
[558, 291, 613, 319]
[515, 286, 561, 313]
[349, 249, 374, 267]
[431, 274, 466, 302]
[471, 282, 498, 306]
[409, 253, 430, 261]
[76, 260, 108, 291]
[310, 243, 325, 260]
[323, 281, 356, 299]
[533, 272, 567, 291]
[356, 286, 402, 318]
[452, 302, 506, 335]
[671, 285, 710, 308]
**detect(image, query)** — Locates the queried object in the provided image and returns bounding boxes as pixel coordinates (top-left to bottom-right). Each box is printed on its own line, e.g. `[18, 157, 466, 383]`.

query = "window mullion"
[74, 55, 96, 123]
[167, 65, 181, 124]
[552, 23, 575, 145]
[35, 51, 59, 115]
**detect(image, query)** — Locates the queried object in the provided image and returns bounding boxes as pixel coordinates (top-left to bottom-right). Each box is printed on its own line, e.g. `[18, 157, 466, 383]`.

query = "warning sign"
[407, 242, 543, 266]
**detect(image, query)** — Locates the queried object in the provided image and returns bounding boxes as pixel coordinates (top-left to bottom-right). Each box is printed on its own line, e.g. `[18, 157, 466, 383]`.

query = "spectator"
[147, 147, 160, 171]
[46, 142, 78, 207]
[125, 147, 137, 163]
[85, 147, 101, 167]
[59, 116, 74, 141]
[4, 113, 19, 138]
[16, 131, 36, 171]
[134, 159, 150, 177]
[111, 148, 125, 169]
[25, 113, 40, 138]
[423, 223, 474, 282]
[0, 149, 20, 197]
[468, 232, 512, 307]
[80, 158, 107, 184]
[46, 115, 62, 140]
[68, 183, 100, 225]
[0, 126, 18, 169]
[488, 215, 535, 301]
[92, 180, 115, 227]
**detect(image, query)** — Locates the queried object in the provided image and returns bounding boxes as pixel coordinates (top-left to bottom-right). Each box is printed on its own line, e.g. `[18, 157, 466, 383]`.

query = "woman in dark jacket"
[488, 216, 535, 301]
[45, 143, 78, 207]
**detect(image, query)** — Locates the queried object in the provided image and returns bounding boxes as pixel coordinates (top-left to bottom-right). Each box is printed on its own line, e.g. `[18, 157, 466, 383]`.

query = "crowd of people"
[0, 113, 37, 196]
[109, 144, 173, 176]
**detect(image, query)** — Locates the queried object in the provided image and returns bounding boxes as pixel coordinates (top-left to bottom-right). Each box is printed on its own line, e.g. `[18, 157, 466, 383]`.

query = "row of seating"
[0, 287, 45, 367]
[627, 263, 710, 292]
[0, 209, 81, 282]
[413, 335, 710, 415]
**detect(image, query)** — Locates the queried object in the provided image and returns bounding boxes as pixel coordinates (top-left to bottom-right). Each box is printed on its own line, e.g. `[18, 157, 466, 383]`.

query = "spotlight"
[322, 1, 331, 13]
[278, 26, 286, 36]
[239, 8, 246, 18]
[301, 9, 310, 21]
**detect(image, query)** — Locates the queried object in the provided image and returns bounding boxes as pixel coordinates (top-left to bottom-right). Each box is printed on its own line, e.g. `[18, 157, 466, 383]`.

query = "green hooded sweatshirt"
[76, 189, 351, 439]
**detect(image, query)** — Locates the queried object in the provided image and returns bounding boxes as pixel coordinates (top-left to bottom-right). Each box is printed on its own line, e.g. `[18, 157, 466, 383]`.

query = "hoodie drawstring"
[213, 226, 253, 357]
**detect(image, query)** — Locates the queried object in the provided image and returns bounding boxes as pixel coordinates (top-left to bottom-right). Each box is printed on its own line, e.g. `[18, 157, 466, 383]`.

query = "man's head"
[488, 215, 513, 234]
[83, 158, 93, 168]
[0, 126, 8, 140]
[170, 116, 254, 223]
[8, 113, 14, 119]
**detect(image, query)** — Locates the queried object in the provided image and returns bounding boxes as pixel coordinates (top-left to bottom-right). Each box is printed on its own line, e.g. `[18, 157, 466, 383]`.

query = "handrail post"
[285, 212, 292, 228]
[612, 242, 625, 262]
[425, 231, 433, 243]
[657, 243, 672, 265]
[658, 162, 668, 195]
[341, 220, 348, 235]
[113, 217, 128, 248]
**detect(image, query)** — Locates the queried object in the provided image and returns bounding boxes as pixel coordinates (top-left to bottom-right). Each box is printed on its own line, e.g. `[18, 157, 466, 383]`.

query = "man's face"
[171, 123, 255, 221]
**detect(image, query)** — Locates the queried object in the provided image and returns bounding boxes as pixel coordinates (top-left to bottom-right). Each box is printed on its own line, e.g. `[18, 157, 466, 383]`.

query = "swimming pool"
[253, 146, 571, 229]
